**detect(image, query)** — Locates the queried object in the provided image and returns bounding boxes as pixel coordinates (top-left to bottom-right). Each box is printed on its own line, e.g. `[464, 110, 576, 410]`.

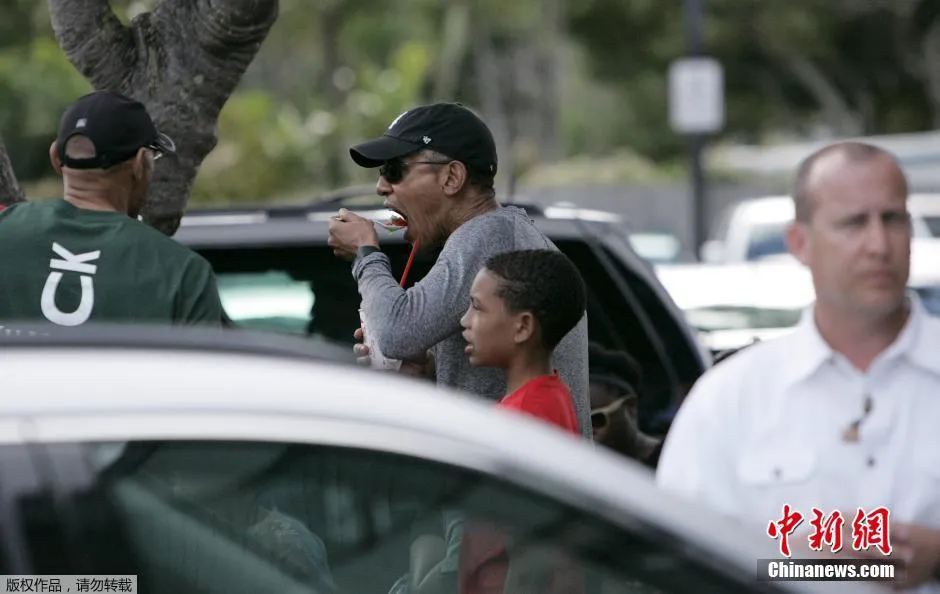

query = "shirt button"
[773, 468, 782, 479]
[867, 457, 876, 467]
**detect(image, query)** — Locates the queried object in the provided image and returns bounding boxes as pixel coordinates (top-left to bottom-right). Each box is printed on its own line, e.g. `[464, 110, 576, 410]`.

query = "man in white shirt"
[657, 141, 940, 591]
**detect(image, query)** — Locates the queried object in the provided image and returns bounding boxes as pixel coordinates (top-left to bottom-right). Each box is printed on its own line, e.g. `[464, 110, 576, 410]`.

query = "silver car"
[0, 326, 871, 594]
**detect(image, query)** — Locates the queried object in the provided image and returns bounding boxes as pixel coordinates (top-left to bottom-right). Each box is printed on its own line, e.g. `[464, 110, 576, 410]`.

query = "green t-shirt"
[0, 198, 223, 327]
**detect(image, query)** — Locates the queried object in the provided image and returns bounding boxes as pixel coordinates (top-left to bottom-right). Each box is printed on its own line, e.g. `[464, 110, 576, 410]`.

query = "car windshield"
[684, 305, 804, 332]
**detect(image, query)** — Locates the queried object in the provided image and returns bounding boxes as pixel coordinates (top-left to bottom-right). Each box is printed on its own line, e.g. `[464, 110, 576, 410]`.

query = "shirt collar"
[785, 290, 940, 384]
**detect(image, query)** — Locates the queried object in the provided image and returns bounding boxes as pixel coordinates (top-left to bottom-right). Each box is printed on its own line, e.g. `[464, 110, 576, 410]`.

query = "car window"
[922, 215, 940, 237]
[684, 305, 804, 332]
[745, 222, 788, 261]
[914, 286, 940, 316]
[15, 441, 759, 594]
[217, 271, 314, 334]
[627, 233, 682, 265]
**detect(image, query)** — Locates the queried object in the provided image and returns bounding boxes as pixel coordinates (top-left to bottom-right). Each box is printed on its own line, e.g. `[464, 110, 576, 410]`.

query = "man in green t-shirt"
[0, 90, 224, 327]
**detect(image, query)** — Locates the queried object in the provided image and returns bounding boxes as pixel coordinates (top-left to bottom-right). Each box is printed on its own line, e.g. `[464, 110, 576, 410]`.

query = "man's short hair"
[424, 149, 495, 198]
[484, 249, 586, 352]
[792, 141, 901, 222]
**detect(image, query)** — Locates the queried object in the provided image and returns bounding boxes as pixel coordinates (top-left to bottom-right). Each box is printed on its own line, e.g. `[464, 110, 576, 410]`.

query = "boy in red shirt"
[460, 248, 585, 433]
[457, 248, 587, 594]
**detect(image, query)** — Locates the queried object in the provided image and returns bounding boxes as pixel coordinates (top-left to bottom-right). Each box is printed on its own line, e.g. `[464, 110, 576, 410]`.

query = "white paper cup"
[358, 308, 402, 371]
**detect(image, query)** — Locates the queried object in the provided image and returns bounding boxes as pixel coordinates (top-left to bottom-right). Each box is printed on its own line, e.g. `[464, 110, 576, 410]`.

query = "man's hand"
[794, 521, 940, 591]
[352, 327, 435, 379]
[890, 523, 940, 590]
[328, 208, 379, 261]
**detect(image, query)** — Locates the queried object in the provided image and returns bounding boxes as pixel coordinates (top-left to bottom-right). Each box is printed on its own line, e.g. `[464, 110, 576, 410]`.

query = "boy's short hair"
[484, 249, 586, 351]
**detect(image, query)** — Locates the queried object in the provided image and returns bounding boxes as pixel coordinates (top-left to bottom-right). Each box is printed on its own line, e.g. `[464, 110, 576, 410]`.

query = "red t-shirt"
[458, 373, 583, 594]
[496, 372, 580, 435]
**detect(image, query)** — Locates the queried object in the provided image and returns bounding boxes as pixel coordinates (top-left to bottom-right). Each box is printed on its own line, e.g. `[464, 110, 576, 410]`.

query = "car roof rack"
[183, 185, 548, 221]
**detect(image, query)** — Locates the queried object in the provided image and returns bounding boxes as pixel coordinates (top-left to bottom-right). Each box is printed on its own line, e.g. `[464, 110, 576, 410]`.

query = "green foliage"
[0, 35, 91, 181]
[4, 0, 940, 205]
[191, 40, 432, 203]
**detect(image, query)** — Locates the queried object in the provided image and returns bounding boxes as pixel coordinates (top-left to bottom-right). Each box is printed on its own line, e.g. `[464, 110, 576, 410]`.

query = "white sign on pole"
[668, 57, 725, 134]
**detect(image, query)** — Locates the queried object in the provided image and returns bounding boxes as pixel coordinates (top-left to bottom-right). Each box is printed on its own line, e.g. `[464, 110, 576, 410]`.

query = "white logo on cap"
[422, 136, 431, 144]
[76, 118, 87, 129]
[387, 111, 408, 132]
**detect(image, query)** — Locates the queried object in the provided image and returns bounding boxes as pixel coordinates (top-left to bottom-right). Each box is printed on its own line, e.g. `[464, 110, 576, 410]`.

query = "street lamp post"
[669, 0, 723, 257]
[684, 0, 708, 255]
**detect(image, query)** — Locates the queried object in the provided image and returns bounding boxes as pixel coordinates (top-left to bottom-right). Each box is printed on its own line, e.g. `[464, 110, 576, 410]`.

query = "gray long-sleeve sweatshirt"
[352, 205, 590, 438]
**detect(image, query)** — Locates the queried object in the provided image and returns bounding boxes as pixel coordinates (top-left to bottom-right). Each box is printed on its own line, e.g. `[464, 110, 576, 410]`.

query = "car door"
[537, 218, 708, 433]
[4, 437, 791, 594]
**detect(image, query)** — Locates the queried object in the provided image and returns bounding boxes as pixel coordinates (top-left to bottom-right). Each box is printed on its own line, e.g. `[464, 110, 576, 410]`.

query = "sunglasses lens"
[380, 161, 403, 184]
[591, 412, 607, 429]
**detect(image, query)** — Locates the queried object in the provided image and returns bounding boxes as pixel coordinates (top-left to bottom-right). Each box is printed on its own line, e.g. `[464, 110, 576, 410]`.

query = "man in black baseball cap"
[328, 100, 590, 429]
[349, 102, 497, 177]
[330, 102, 590, 590]
[0, 90, 224, 327]
[55, 90, 176, 174]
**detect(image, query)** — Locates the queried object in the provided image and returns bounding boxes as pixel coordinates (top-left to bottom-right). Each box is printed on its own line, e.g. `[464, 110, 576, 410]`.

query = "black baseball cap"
[56, 90, 176, 170]
[350, 102, 497, 176]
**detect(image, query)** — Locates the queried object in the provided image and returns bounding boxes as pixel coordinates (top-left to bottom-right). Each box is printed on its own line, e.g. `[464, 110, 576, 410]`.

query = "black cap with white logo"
[349, 102, 498, 176]
[56, 90, 176, 170]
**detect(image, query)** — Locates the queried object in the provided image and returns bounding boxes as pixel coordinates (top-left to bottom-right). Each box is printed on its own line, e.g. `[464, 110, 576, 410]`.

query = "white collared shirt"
[657, 293, 940, 591]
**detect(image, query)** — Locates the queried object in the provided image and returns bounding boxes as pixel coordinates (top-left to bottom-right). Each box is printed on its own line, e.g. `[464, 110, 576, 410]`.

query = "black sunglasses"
[146, 133, 176, 162]
[590, 398, 627, 430]
[379, 159, 451, 184]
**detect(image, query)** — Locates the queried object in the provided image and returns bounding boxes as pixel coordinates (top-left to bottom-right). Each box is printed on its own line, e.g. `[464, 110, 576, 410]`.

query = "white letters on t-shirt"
[40, 242, 100, 326]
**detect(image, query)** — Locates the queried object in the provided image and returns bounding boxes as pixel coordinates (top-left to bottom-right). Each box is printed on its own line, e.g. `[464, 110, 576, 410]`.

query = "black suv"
[173, 188, 709, 432]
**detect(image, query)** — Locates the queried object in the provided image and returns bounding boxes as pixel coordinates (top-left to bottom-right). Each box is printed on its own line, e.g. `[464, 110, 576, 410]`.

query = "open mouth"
[383, 204, 408, 227]
[373, 209, 409, 233]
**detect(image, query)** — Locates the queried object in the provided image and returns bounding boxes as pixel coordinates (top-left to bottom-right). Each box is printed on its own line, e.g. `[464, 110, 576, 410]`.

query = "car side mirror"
[699, 240, 723, 263]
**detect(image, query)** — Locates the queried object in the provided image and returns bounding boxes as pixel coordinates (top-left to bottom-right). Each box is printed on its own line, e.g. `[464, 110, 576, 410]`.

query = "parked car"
[173, 189, 709, 433]
[909, 193, 940, 237]
[0, 326, 871, 594]
[543, 202, 689, 265]
[700, 195, 933, 264]
[657, 239, 940, 354]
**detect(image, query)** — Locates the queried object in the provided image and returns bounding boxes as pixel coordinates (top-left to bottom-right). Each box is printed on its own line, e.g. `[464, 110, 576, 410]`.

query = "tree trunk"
[45, 0, 279, 236]
[0, 140, 25, 207]
[433, 0, 472, 101]
[319, 5, 348, 189]
[923, 22, 940, 128]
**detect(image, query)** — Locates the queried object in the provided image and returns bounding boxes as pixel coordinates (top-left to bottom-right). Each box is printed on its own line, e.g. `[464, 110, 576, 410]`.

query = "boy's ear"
[513, 312, 536, 345]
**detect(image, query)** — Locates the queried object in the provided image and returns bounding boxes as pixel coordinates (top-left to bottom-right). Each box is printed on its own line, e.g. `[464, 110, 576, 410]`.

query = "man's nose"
[864, 218, 890, 256]
[376, 175, 392, 196]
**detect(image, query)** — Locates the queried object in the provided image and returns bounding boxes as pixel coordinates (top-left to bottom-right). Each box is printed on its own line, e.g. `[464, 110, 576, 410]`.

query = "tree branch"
[0, 140, 25, 207]
[47, 0, 279, 236]
[49, 0, 138, 90]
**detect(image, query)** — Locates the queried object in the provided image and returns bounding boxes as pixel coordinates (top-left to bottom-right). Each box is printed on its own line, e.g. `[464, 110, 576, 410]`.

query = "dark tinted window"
[13, 441, 761, 594]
